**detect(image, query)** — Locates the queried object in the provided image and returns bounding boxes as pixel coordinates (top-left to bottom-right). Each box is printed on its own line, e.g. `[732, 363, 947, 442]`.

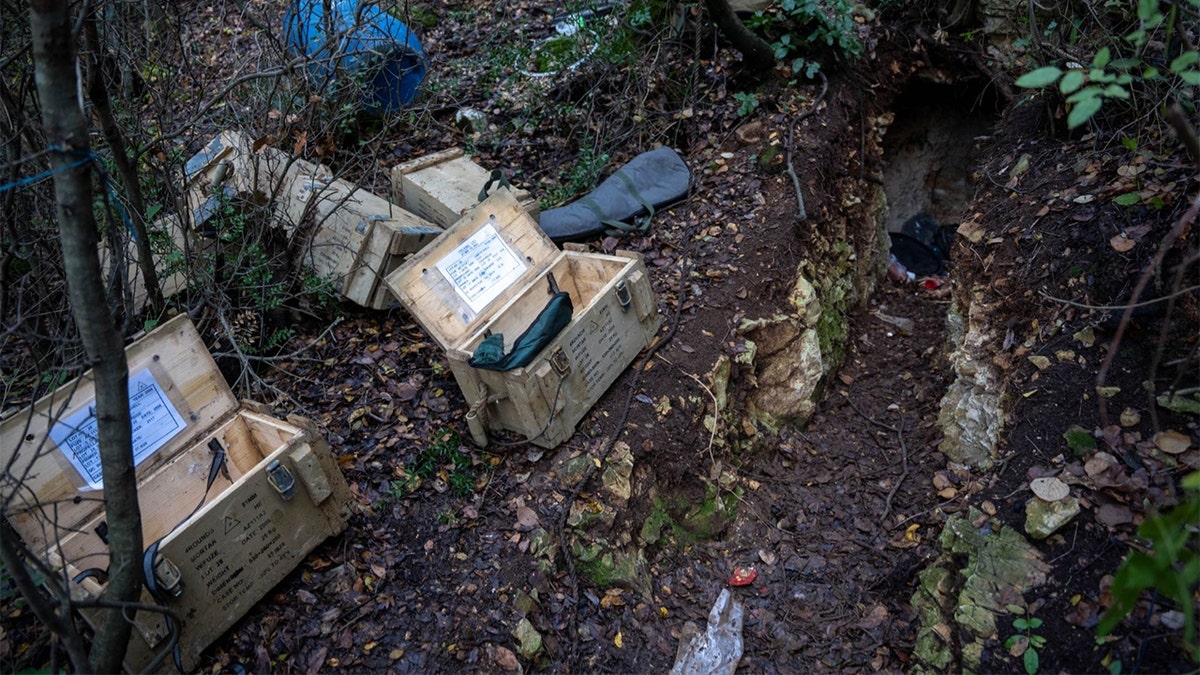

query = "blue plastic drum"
[284, 0, 428, 113]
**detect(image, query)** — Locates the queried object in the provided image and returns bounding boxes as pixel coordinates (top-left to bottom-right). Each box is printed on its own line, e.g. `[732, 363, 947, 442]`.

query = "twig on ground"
[880, 409, 909, 524]
[785, 71, 828, 223]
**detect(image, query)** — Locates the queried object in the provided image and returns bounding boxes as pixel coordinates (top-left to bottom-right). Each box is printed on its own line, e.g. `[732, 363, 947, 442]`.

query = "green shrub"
[1098, 471, 1200, 664]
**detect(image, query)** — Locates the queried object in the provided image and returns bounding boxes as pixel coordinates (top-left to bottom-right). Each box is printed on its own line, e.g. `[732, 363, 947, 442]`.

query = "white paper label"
[434, 221, 527, 315]
[49, 369, 188, 490]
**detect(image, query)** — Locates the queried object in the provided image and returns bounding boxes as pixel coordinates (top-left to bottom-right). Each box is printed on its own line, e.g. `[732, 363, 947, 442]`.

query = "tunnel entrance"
[881, 77, 1003, 232]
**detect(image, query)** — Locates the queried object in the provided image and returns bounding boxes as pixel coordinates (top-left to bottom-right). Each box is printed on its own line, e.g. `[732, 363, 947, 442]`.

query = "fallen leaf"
[490, 645, 519, 671]
[614, 631, 623, 648]
[1030, 476, 1070, 501]
[1095, 503, 1133, 528]
[957, 220, 986, 243]
[514, 505, 540, 531]
[759, 549, 777, 565]
[1154, 430, 1192, 455]
[857, 604, 889, 630]
[1109, 234, 1135, 252]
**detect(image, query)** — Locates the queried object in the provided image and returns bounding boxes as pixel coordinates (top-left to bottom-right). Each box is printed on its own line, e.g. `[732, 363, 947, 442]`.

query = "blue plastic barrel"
[284, 0, 428, 113]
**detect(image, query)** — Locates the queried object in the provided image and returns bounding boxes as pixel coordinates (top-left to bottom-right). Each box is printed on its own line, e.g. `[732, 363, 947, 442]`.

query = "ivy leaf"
[1016, 66, 1063, 88]
[1068, 96, 1103, 128]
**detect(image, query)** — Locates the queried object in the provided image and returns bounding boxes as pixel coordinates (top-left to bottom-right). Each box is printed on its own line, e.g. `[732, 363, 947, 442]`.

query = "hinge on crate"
[266, 460, 297, 501]
[615, 280, 631, 312]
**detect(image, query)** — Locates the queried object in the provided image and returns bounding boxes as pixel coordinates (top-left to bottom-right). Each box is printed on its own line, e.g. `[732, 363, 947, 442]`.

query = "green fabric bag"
[469, 287, 574, 371]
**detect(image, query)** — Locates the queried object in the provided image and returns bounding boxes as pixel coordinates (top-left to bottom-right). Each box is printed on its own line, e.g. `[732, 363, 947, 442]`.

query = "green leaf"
[1030, 635, 1047, 648]
[1060, 70, 1086, 94]
[1143, 66, 1161, 79]
[1093, 47, 1111, 68]
[1183, 471, 1200, 491]
[1028, 618, 1043, 629]
[1179, 71, 1200, 85]
[146, 203, 163, 220]
[1016, 66, 1063, 88]
[1068, 96, 1103, 128]
[1110, 58, 1139, 70]
[1170, 51, 1200, 73]
[1063, 425, 1096, 454]
[1024, 648, 1040, 675]
[1005, 635, 1021, 649]
[1114, 192, 1141, 206]
[1121, 136, 1138, 151]
[1103, 84, 1131, 99]
[1014, 618, 1031, 630]
[1067, 85, 1103, 104]
[1089, 68, 1114, 82]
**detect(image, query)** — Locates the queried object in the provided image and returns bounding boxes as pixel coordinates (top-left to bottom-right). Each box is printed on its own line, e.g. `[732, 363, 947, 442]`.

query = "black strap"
[139, 440, 228, 673]
[478, 169, 513, 201]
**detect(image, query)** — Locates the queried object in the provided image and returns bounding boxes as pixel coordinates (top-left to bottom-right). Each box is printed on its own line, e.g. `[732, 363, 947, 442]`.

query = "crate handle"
[550, 347, 571, 376]
[615, 280, 631, 312]
[266, 460, 297, 501]
[152, 553, 184, 599]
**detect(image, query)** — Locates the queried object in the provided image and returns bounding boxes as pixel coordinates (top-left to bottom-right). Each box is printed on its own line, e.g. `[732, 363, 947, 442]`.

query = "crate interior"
[53, 412, 292, 581]
[457, 252, 629, 356]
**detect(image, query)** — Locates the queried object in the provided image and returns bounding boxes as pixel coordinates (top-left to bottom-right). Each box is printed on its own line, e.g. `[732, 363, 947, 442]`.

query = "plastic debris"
[728, 567, 758, 586]
[670, 588, 744, 675]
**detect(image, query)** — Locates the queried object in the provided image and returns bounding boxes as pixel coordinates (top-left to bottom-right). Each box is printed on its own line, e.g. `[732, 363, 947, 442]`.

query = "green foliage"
[1004, 611, 1047, 674]
[734, 91, 760, 117]
[541, 144, 610, 208]
[1098, 471, 1200, 663]
[748, 0, 863, 74]
[394, 427, 478, 498]
[1063, 425, 1097, 454]
[1014, 0, 1199, 128]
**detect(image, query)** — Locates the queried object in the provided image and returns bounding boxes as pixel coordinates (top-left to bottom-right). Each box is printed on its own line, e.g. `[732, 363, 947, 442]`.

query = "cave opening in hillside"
[881, 76, 1004, 234]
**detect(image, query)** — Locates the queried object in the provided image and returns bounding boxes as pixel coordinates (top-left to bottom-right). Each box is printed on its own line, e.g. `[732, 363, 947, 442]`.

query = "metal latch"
[153, 554, 184, 598]
[550, 347, 571, 376]
[266, 460, 296, 501]
[615, 280, 631, 312]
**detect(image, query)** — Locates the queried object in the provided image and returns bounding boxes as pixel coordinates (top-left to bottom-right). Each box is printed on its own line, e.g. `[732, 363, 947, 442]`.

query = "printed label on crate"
[434, 221, 527, 314]
[49, 369, 188, 490]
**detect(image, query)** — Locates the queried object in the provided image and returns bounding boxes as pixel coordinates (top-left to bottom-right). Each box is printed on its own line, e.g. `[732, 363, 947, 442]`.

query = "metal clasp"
[550, 347, 571, 376]
[615, 280, 631, 312]
[266, 460, 296, 501]
[153, 554, 184, 598]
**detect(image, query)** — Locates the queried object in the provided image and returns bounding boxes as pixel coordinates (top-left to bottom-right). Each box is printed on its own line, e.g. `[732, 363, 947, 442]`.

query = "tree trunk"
[29, 1, 144, 672]
[703, 0, 776, 71]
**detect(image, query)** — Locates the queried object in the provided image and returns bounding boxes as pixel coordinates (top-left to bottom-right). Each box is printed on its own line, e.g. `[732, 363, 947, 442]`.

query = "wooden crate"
[184, 132, 443, 309]
[390, 148, 540, 229]
[386, 189, 660, 448]
[0, 315, 351, 672]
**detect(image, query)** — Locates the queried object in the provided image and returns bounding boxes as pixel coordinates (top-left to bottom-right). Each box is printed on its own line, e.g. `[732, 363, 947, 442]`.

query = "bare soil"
[2, 1, 1197, 673]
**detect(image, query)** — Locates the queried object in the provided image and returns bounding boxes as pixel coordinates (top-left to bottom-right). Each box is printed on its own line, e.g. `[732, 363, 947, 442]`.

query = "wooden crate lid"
[0, 314, 238, 545]
[387, 188, 558, 350]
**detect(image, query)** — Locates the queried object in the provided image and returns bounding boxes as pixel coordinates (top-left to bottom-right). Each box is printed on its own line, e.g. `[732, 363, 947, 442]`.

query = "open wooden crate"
[0, 315, 351, 672]
[387, 189, 660, 448]
[184, 131, 442, 308]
